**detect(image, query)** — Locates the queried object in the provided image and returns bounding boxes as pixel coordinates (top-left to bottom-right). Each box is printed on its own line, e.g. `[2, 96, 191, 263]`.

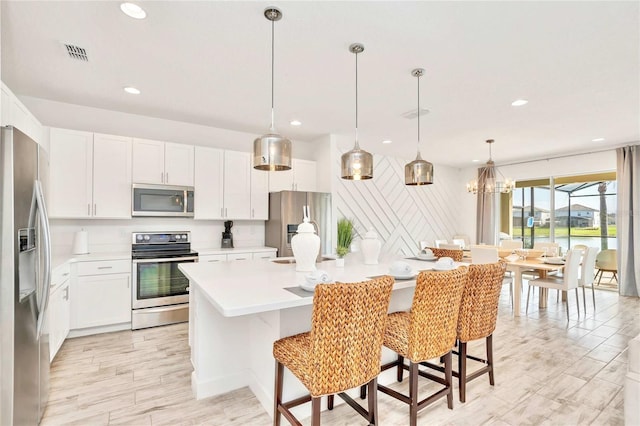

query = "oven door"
[132, 256, 197, 309]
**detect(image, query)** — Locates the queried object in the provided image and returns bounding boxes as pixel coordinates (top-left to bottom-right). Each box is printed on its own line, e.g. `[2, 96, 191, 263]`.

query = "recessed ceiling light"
[382, 140, 392, 144]
[120, 2, 146, 19]
[511, 99, 528, 107]
[592, 138, 605, 142]
[290, 120, 302, 126]
[124, 86, 140, 95]
[472, 159, 480, 163]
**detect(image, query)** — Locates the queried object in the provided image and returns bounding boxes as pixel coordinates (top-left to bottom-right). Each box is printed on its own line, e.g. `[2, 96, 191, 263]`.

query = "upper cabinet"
[49, 128, 132, 219]
[194, 147, 267, 220]
[132, 139, 194, 186]
[268, 159, 317, 192]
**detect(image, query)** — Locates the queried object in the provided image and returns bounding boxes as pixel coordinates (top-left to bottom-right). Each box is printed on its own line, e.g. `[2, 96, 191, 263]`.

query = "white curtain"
[617, 145, 640, 297]
[475, 166, 498, 245]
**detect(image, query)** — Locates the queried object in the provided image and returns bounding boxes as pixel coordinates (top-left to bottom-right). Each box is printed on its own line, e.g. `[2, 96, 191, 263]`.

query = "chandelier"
[467, 139, 515, 194]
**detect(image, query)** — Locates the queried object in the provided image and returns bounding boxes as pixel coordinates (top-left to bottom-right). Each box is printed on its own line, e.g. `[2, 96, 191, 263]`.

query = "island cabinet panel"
[49, 128, 132, 219]
[268, 158, 316, 192]
[132, 139, 194, 186]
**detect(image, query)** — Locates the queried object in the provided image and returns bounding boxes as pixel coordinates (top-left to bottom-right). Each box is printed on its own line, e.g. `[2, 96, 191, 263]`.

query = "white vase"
[360, 228, 381, 265]
[335, 257, 345, 267]
[291, 220, 320, 272]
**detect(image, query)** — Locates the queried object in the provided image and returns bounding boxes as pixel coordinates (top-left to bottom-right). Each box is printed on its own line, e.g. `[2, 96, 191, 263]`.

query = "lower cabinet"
[48, 270, 70, 362]
[71, 260, 131, 331]
[199, 250, 277, 263]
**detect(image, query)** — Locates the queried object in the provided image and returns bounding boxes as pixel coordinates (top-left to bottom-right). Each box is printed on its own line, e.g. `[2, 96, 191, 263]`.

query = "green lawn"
[512, 226, 617, 238]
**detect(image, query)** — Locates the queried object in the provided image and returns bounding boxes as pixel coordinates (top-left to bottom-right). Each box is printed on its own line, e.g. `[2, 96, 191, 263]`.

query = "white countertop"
[179, 257, 454, 318]
[195, 246, 277, 256]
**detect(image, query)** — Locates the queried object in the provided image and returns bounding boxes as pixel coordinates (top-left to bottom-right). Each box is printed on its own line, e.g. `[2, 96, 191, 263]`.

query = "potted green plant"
[336, 218, 355, 267]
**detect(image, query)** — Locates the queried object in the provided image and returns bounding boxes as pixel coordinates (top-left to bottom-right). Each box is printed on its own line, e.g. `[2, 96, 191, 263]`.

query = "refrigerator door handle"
[28, 180, 52, 339]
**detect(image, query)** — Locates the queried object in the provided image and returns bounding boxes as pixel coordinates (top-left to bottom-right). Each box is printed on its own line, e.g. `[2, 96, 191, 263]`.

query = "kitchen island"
[179, 257, 435, 417]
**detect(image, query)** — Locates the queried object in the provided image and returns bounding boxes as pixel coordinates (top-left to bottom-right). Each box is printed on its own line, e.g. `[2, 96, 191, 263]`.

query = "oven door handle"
[132, 256, 199, 264]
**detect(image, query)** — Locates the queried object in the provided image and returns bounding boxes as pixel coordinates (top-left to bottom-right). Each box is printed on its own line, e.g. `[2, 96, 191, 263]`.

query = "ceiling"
[2, 1, 638, 168]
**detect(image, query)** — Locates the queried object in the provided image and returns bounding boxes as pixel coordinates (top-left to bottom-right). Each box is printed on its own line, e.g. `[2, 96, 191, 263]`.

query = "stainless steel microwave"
[132, 184, 194, 217]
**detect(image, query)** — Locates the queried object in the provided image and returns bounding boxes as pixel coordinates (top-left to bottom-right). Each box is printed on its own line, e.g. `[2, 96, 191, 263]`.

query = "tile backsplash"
[50, 218, 266, 256]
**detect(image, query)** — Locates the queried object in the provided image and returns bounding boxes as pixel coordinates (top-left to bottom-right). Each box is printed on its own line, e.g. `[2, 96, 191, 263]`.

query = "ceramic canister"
[360, 228, 381, 265]
[291, 220, 320, 272]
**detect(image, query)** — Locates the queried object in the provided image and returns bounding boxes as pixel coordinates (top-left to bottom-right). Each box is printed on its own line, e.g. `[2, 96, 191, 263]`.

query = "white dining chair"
[500, 240, 523, 251]
[452, 238, 467, 249]
[418, 241, 431, 250]
[579, 247, 599, 310]
[434, 239, 448, 248]
[526, 249, 582, 321]
[471, 246, 514, 307]
[533, 241, 560, 257]
[452, 234, 470, 248]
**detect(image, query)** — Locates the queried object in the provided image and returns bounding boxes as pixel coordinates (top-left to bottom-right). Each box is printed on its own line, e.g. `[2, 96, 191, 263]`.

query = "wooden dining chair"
[377, 267, 468, 426]
[526, 249, 582, 321]
[273, 276, 394, 426]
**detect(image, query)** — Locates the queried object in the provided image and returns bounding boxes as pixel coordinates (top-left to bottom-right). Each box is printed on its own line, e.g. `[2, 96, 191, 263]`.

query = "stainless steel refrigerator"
[0, 126, 52, 425]
[265, 191, 332, 258]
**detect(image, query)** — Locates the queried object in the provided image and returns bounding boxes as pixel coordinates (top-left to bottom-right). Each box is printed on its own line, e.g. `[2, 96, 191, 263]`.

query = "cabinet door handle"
[62, 272, 69, 277]
[127, 276, 130, 289]
[63, 287, 69, 301]
[161, 172, 164, 183]
[225, 208, 228, 217]
[87, 204, 91, 216]
[166, 172, 169, 183]
[221, 207, 224, 217]
[207, 259, 220, 262]
[94, 204, 97, 216]
[235, 257, 247, 260]
[97, 266, 113, 270]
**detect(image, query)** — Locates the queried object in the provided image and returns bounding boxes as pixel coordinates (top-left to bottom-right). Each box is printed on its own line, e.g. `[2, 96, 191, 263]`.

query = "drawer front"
[253, 251, 276, 261]
[76, 259, 130, 276]
[227, 253, 251, 261]
[51, 263, 71, 288]
[200, 254, 227, 263]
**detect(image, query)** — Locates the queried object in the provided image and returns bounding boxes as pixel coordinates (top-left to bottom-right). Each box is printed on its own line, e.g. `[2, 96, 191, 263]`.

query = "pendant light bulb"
[405, 68, 433, 185]
[253, 7, 292, 171]
[341, 43, 373, 180]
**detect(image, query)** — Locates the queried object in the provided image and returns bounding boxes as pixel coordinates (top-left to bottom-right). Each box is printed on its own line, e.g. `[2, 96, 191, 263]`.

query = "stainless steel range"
[131, 231, 198, 330]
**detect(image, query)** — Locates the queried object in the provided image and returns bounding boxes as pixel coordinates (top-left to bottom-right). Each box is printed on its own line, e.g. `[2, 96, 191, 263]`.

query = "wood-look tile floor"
[42, 286, 639, 425]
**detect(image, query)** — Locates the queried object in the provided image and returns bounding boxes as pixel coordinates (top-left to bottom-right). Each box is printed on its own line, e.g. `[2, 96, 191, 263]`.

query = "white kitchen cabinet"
[199, 249, 276, 263]
[252, 251, 277, 261]
[194, 148, 254, 220]
[226, 252, 251, 261]
[132, 138, 194, 186]
[250, 167, 269, 220]
[194, 146, 223, 220]
[268, 159, 316, 192]
[49, 129, 132, 219]
[48, 263, 71, 362]
[71, 260, 131, 330]
[223, 151, 251, 219]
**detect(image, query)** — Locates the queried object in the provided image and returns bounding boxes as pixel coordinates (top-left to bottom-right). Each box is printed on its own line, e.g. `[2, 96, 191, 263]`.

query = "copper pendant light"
[341, 43, 373, 180]
[253, 7, 292, 171]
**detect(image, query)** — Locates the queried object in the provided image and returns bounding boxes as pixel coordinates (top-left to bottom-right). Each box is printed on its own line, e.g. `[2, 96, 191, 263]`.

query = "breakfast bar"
[178, 257, 443, 418]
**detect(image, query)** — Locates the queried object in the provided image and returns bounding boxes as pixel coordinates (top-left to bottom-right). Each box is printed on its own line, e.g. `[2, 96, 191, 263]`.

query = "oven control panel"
[132, 232, 190, 245]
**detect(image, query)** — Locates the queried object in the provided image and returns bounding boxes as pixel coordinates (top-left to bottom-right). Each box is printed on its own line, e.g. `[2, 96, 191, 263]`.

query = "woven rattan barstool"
[272, 276, 394, 426]
[427, 247, 464, 262]
[376, 267, 468, 426]
[423, 261, 506, 403]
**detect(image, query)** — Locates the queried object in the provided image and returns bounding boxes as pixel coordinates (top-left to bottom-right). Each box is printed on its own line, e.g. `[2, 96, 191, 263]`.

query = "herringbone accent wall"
[334, 153, 463, 257]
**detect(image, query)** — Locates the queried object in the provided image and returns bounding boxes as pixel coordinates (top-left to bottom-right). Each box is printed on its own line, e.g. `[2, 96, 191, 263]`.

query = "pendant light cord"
[417, 74, 420, 151]
[270, 18, 275, 131]
[354, 50, 359, 148]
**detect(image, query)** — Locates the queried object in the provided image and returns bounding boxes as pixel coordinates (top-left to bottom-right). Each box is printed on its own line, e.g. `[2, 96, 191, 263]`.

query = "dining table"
[504, 257, 565, 317]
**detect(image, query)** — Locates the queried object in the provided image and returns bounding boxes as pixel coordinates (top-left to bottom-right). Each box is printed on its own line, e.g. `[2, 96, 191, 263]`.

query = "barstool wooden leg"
[274, 361, 284, 426]
[311, 397, 321, 426]
[444, 351, 453, 409]
[397, 355, 405, 382]
[487, 334, 495, 385]
[327, 394, 334, 410]
[367, 378, 378, 425]
[409, 362, 419, 426]
[458, 343, 467, 403]
[360, 384, 367, 399]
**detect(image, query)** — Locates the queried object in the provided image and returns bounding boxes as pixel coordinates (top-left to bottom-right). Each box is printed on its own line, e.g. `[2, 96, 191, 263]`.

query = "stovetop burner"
[131, 231, 196, 259]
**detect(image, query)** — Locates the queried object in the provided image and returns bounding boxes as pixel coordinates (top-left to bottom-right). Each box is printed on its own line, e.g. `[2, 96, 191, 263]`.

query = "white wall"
[331, 134, 466, 259]
[19, 96, 317, 159]
[457, 150, 618, 242]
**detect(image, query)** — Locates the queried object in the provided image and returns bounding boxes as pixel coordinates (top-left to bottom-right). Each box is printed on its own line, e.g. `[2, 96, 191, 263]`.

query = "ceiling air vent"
[401, 108, 430, 119]
[64, 44, 88, 61]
